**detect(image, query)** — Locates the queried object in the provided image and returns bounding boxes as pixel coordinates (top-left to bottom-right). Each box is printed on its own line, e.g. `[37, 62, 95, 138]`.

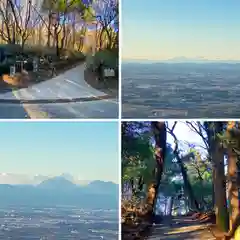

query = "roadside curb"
[0, 93, 115, 104]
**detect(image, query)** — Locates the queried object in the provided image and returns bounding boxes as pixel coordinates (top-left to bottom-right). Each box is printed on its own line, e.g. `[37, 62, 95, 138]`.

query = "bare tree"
[0, 0, 16, 43]
[92, 0, 118, 50]
[0, 0, 41, 48]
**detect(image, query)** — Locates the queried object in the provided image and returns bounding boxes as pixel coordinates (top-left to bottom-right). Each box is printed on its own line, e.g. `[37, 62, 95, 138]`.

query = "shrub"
[0, 63, 10, 75]
[0, 44, 22, 55]
[65, 50, 85, 61]
[94, 49, 118, 69]
[23, 45, 56, 57]
[23, 61, 33, 71]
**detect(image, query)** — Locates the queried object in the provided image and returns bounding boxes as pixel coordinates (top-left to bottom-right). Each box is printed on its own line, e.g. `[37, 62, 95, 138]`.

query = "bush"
[64, 49, 85, 61]
[93, 49, 118, 69]
[4, 57, 16, 66]
[0, 63, 10, 75]
[23, 45, 56, 57]
[0, 59, 33, 75]
[0, 44, 84, 75]
[0, 44, 22, 55]
[24, 61, 33, 71]
[16, 61, 33, 72]
[71, 51, 85, 60]
[54, 57, 81, 70]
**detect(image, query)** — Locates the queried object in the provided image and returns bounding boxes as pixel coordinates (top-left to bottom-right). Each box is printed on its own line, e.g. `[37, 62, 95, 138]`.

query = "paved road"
[0, 64, 118, 119]
[0, 103, 29, 119]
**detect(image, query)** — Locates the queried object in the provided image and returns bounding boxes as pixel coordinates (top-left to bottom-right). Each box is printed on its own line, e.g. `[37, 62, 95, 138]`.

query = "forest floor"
[148, 215, 216, 239]
[122, 212, 229, 240]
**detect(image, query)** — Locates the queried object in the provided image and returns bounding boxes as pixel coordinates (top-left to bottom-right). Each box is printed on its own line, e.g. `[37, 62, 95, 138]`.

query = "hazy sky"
[0, 121, 119, 183]
[122, 0, 240, 60]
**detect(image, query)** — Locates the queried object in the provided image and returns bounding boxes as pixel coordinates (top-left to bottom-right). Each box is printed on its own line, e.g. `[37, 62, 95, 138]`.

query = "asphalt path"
[0, 64, 118, 119]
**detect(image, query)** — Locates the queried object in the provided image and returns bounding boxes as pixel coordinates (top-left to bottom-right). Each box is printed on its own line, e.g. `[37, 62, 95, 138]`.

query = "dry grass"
[121, 198, 154, 240]
[1, 58, 84, 88]
[2, 72, 29, 87]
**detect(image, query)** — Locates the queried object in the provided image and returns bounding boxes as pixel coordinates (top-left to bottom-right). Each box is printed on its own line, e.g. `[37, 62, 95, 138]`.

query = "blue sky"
[167, 121, 205, 156]
[122, 0, 240, 60]
[0, 121, 119, 183]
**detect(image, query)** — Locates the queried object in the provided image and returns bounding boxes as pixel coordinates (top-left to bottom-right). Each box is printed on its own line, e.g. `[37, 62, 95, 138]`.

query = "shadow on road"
[148, 216, 215, 240]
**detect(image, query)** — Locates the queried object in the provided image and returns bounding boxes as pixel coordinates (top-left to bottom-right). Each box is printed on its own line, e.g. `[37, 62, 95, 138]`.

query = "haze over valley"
[0, 121, 119, 239]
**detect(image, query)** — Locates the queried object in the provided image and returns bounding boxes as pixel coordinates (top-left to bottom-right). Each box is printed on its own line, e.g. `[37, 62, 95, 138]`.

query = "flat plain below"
[122, 62, 240, 118]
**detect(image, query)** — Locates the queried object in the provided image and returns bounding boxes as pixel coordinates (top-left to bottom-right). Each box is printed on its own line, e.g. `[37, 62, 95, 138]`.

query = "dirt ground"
[147, 215, 216, 240]
[122, 214, 227, 240]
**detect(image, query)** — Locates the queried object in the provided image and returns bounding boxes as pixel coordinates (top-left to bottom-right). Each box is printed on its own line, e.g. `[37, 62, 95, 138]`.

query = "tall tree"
[150, 121, 167, 217]
[168, 122, 199, 211]
[40, 0, 94, 54]
[207, 122, 229, 232]
[225, 121, 239, 231]
[0, 0, 40, 47]
[91, 0, 118, 49]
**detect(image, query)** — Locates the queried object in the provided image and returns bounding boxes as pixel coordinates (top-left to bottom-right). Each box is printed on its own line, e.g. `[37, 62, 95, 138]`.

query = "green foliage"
[42, 0, 95, 21]
[164, 143, 176, 169]
[93, 49, 118, 69]
[81, 5, 95, 21]
[182, 147, 213, 205]
[191, 177, 212, 199]
[0, 63, 10, 75]
[0, 44, 22, 55]
[122, 121, 215, 210]
[122, 133, 155, 185]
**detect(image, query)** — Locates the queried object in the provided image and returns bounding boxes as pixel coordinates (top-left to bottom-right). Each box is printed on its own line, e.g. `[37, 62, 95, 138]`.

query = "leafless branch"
[186, 121, 209, 150]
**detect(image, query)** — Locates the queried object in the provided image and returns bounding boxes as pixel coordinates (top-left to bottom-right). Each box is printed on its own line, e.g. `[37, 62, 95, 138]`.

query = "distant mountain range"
[0, 173, 98, 185]
[123, 57, 240, 64]
[161, 57, 240, 64]
[0, 175, 118, 209]
[37, 176, 118, 194]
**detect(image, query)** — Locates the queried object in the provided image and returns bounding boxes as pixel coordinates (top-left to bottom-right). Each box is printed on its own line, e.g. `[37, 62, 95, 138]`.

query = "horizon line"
[0, 181, 119, 185]
[122, 57, 240, 61]
[122, 59, 240, 63]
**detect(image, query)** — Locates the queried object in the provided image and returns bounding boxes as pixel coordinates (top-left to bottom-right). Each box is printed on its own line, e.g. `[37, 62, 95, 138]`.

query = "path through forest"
[148, 215, 215, 240]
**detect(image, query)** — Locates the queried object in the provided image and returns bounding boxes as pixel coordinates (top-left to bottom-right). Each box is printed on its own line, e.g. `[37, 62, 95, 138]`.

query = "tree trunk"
[138, 176, 144, 191]
[211, 173, 215, 209]
[146, 183, 156, 210]
[60, 24, 66, 50]
[209, 122, 229, 232]
[151, 122, 167, 190]
[72, 14, 76, 49]
[177, 155, 199, 211]
[150, 122, 167, 218]
[168, 196, 174, 216]
[204, 122, 215, 210]
[54, 26, 60, 57]
[227, 121, 240, 231]
[164, 197, 168, 215]
[38, 25, 42, 45]
[47, 12, 51, 47]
